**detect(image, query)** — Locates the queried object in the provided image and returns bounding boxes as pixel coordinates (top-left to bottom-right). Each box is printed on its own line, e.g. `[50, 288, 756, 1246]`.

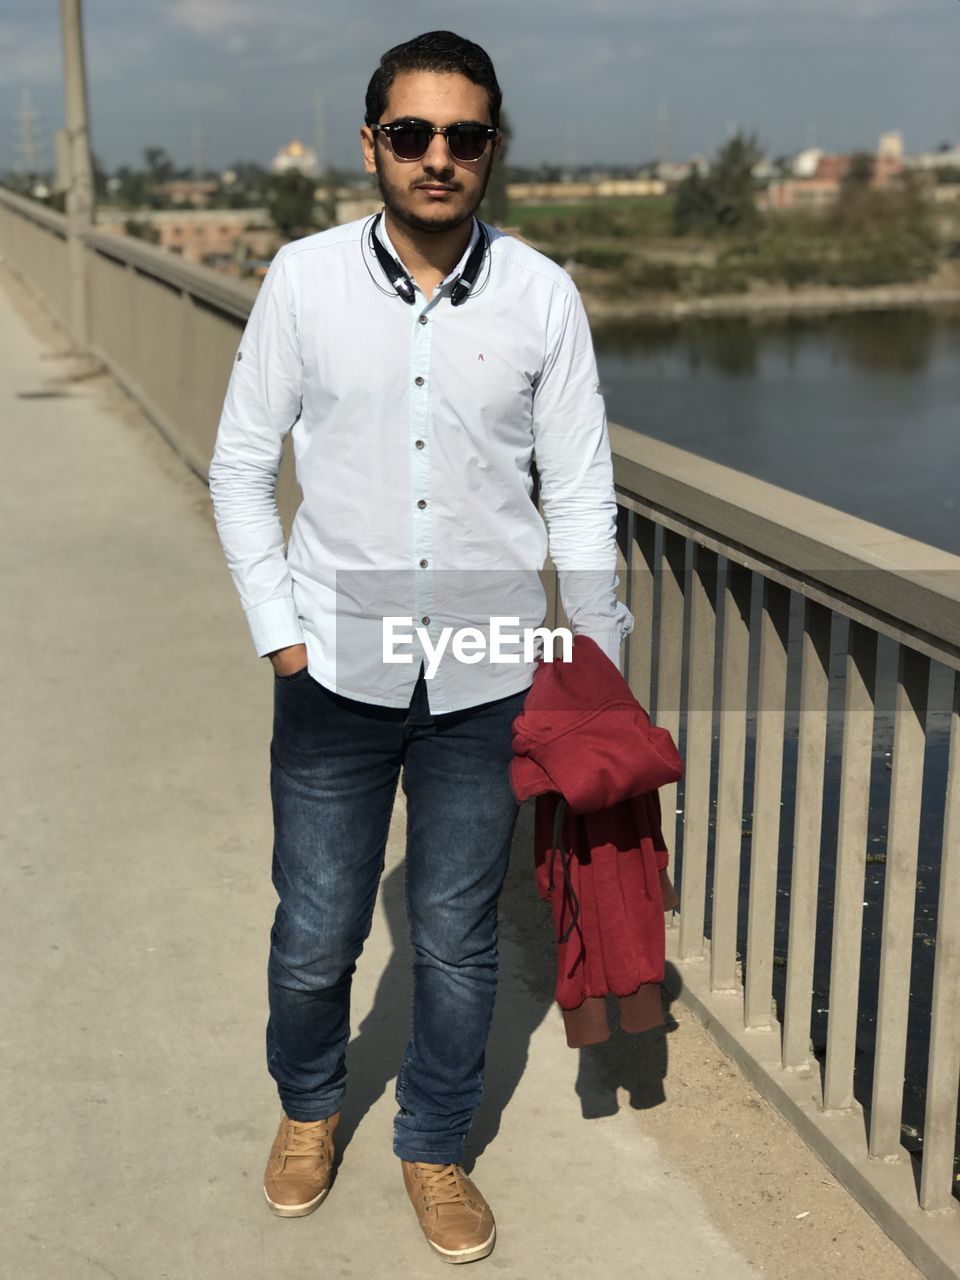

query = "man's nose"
[422, 131, 454, 173]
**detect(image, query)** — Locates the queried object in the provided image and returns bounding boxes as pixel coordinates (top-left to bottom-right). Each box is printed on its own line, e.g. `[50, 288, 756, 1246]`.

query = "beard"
[374, 149, 494, 234]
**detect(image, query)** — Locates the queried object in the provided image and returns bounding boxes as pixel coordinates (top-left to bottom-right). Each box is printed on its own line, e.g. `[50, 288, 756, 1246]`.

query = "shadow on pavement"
[332, 798, 681, 1170]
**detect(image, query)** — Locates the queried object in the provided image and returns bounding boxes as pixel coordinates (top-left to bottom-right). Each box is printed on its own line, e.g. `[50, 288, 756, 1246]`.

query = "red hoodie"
[510, 635, 684, 1047]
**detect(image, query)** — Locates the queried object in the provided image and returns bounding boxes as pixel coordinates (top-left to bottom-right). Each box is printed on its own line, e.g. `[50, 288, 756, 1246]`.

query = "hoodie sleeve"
[531, 280, 634, 667]
[207, 245, 306, 658]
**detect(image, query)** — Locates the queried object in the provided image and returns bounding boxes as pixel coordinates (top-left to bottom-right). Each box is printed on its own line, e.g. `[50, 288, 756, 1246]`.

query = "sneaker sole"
[426, 1223, 496, 1265]
[263, 1184, 330, 1218]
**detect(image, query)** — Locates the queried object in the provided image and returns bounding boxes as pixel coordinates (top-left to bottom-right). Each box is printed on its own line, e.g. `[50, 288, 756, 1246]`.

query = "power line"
[313, 95, 326, 177]
[18, 88, 42, 173]
[564, 121, 578, 176]
[656, 101, 670, 166]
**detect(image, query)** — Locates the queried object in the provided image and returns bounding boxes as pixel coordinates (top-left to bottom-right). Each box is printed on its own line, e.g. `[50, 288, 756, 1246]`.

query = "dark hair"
[364, 31, 502, 128]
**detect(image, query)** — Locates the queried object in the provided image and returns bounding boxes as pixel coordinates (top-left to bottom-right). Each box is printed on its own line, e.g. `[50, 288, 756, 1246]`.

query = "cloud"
[584, 0, 889, 12]
[164, 0, 369, 64]
[0, 18, 61, 87]
[224, 31, 253, 55]
[167, 0, 266, 36]
[1, 0, 954, 176]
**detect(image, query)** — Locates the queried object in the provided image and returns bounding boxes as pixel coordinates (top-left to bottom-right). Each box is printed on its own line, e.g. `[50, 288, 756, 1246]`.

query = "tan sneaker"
[401, 1161, 496, 1264]
[262, 1111, 339, 1217]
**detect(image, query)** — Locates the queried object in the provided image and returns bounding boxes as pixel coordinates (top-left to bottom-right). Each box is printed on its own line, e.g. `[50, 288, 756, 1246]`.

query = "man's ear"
[360, 125, 376, 175]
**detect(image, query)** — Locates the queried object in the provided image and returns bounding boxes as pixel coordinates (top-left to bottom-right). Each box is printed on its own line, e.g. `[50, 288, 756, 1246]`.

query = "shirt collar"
[374, 211, 482, 296]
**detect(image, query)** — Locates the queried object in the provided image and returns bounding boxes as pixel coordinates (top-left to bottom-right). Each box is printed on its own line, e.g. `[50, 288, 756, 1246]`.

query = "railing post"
[871, 644, 930, 1159]
[743, 579, 790, 1030]
[824, 621, 877, 1111]
[711, 563, 752, 992]
[919, 670, 960, 1210]
[782, 599, 832, 1069]
[626, 514, 656, 712]
[656, 529, 686, 878]
[678, 542, 717, 962]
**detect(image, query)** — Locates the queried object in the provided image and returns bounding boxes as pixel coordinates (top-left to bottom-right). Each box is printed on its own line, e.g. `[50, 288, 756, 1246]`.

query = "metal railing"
[601, 428, 960, 1279]
[2, 184, 959, 1277]
[0, 186, 301, 522]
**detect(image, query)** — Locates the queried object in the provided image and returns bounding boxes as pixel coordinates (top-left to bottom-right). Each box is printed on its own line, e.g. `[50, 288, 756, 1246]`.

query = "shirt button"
[415, 439, 425, 449]
[421, 616, 430, 626]
[418, 315, 428, 326]
[414, 376, 425, 386]
[419, 559, 428, 568]
[417, 499, 427, 509]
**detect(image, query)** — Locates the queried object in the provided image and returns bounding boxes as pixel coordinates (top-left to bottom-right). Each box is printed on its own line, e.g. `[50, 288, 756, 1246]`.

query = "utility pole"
[564, 121, 578, 180]
[192, 126, 204, 180]
[61, 0, 94, 349]
[656, 101, 670, 169]
[313, 96, 326, 178]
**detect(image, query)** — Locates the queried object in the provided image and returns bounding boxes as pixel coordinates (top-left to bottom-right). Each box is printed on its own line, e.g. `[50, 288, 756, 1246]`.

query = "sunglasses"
[371, 118, 498, 163]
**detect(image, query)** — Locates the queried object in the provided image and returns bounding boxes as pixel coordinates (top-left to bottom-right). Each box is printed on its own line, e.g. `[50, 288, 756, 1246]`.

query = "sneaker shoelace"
[417, 1163, 472, 1210]
[281, 1118, 331, 1163]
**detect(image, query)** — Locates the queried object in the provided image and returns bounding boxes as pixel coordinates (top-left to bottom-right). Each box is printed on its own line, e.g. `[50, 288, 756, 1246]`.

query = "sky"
[2, 0, 959, 177]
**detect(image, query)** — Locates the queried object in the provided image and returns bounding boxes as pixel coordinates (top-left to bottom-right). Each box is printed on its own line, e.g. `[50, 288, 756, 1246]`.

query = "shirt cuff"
[574, 612, 633, 671]
[244, 595, 306, 658]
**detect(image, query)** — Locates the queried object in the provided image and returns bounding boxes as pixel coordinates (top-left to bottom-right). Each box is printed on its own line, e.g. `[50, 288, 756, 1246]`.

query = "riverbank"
[581, 272, 960, 324]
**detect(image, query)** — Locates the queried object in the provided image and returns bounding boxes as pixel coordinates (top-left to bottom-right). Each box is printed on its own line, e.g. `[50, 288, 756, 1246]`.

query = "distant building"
[152, 179, 218, 208]
[904, 144, 960, 173]
[812, 154, 847, 184]
[791, 148, 823, 179]
[760, 178, 840, 212]
[507, 181, 595, 203]
[270, 140, 321, 177]
[507, 178, 666, 203]
[813, 146, 901, 189]
[96, 208, 276, 267]
[751, 159, 779, 184]
[760, 135, 903, 212]
[594, 178, 666, 198]
[656, 161, 692, 184]
[877, 131, 904, 163]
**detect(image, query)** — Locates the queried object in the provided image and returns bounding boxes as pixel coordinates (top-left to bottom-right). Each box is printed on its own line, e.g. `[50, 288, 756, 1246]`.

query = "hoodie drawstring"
[547, 797, 583, 952]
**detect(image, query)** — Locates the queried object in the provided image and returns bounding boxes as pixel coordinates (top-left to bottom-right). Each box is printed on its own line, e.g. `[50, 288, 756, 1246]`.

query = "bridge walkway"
[0, 265, 920, 1279]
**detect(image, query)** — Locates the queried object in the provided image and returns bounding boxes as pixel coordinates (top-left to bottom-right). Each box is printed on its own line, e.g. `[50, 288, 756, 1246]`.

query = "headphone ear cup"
[369, 213, 416, 304]
[450, 226, 489, 307]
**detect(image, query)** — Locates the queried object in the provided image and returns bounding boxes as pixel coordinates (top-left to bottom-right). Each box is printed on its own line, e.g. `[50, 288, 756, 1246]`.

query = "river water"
[594, 309, 960, 1176]
[595, 308, 960, 554]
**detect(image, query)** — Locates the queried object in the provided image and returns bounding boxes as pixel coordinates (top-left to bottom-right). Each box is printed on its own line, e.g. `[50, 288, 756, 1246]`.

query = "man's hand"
[268, 643, 308, 676]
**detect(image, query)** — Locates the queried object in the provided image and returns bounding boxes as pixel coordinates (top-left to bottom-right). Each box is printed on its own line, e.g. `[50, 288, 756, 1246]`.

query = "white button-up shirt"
[208, 214, 633, 712]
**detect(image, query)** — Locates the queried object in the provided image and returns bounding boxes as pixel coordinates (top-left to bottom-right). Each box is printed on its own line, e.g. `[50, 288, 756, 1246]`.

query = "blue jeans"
[266, 663, 528, 1163]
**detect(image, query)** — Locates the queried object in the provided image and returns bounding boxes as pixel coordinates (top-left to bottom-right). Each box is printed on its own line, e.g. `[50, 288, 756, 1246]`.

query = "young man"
[208, 30, 632, 1265]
